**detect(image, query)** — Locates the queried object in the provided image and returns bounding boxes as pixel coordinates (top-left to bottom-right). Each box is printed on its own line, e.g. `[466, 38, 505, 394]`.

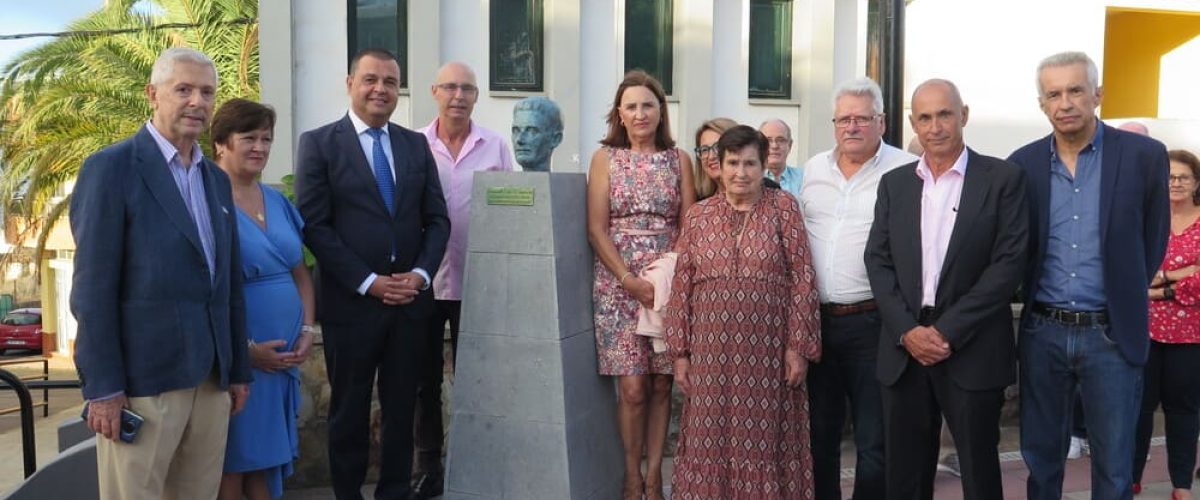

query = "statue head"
[511, 97, 563, 172]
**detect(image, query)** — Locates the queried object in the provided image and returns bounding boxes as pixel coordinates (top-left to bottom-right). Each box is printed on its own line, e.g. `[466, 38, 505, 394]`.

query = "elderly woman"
[211, 98, 315, 500]
[1132, 149, 1200, 498]
[666, 125, 821, 499]
[587, 70, 696, 500]
[692, 118, 738, 200]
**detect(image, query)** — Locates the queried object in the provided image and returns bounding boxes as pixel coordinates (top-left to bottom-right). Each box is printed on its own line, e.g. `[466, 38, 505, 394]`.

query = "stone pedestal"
[444, 172, 622, 500]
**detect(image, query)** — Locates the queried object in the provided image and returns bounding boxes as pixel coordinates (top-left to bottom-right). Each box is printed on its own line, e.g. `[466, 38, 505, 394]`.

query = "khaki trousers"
[96, 378, 231, 500]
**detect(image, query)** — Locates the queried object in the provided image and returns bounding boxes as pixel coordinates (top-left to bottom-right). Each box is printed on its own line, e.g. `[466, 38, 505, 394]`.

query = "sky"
[0, 0, 105, 69]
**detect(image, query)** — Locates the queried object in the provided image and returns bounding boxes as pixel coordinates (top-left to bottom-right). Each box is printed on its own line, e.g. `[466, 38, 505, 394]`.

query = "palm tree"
[0, 0, 259, 257]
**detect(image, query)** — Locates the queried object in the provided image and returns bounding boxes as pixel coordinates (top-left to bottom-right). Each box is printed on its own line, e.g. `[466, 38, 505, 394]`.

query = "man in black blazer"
[1008, 51, 1169, 500]
[866, 79, 1029, 500]
[294, 48, 450, 500]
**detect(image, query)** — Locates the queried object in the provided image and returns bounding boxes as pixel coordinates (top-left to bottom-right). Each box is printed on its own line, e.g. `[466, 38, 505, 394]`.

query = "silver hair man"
[150, 47, 218, 87]
[1036, 51, 1099, 95]
[831, 77, 885, 116]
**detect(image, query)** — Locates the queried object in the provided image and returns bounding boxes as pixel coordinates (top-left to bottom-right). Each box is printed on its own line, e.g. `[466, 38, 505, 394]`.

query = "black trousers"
[1133, 340, 1200, 488]
[882, 361, 1004, 500]
[412, 299, 461, 475]
[325, 309, 427, 500]
[808, 310, 886, 500]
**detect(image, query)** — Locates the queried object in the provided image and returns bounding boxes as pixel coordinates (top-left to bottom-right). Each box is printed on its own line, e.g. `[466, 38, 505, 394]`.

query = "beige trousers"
[96, 378, 231, 500]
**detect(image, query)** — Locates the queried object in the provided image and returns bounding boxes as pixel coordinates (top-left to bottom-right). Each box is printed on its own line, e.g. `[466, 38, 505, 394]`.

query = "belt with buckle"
[1032, 302, 1109, 327]
[820, 299, 877, 317]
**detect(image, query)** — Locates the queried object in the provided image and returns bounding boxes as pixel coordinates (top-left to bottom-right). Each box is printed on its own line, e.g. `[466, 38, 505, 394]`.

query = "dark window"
[490, 0, 545, 92]
[624, 0, 674, 95]
[348, 0, 408, 88]
[748, 0, 793, 99]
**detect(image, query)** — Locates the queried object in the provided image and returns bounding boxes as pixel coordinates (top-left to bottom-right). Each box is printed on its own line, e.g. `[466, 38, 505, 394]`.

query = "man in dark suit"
[866, 79, 1029, 500]
[294, 48, 450, 500]
[1009, 51, 1170, 500]
[70, 47, 250, 500]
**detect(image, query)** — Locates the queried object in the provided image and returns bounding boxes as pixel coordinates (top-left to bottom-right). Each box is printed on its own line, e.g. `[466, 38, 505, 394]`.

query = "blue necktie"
[366, 127, 395, 214]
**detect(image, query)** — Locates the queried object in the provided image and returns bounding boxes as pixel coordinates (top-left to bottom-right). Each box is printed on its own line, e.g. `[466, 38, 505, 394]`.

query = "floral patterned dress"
[1150, 216, 1200, 343]
[593, 147, 682, 375]
[665, 188, 821, 500]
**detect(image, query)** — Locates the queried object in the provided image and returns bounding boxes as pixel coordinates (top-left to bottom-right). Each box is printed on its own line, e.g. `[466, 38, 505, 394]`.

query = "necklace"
[254, 212, 265, 222]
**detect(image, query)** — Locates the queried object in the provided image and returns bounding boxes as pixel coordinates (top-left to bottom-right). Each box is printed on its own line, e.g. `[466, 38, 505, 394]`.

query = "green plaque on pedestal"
[486, 186, 535, 206]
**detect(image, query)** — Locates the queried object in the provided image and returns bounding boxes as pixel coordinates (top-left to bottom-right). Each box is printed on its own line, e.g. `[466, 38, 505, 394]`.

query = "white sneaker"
[1067, 437, 1085, 459]
[937, 453, 962, 477]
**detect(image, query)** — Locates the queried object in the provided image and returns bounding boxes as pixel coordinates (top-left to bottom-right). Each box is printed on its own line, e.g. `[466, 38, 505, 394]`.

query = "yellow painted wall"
[1103, 8, 1200, 118]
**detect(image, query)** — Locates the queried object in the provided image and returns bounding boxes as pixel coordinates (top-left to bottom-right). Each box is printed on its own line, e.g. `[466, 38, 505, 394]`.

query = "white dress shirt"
[798, 143, 918, 303]
[346, 110, 430, 294]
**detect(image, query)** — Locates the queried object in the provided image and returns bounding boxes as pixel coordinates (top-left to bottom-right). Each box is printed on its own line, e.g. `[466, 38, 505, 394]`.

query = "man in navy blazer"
[69, 47, 250, 500]
[1009, 51, 1170, 500]
[294, 48, 450, 500]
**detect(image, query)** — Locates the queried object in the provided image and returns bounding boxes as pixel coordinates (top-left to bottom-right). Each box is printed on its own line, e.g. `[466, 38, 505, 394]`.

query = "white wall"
[259, 0, 1200, 183]
[902, 0, 1200, 157]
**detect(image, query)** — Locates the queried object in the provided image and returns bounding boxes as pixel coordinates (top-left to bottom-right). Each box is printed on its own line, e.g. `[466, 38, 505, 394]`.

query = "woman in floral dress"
[587, 70, 695, 500]
[666, 125, 820, 500]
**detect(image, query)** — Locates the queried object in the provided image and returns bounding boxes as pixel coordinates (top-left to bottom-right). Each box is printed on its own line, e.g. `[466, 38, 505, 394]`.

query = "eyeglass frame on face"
[832, 114, 879, 129]
[1169, 174, 1196, 184]
[435, 82, 479, 95]
[694, 144, 718, 156]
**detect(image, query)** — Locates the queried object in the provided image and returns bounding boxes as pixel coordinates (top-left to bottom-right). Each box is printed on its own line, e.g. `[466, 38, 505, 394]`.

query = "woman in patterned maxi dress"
[666, 126, 820, 500]
[588, 70, 695, 500]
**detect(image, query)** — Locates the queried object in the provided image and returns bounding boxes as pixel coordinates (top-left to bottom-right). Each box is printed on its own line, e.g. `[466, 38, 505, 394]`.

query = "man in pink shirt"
[865, 79, 1029, 500]
[411, 61, 515, 499]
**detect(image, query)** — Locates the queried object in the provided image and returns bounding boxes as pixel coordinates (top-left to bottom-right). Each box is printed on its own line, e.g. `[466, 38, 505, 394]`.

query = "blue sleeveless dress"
[223, 185, 304, 499]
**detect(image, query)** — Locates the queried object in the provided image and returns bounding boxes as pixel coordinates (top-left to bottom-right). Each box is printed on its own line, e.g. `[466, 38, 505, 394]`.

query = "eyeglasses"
[1169, 175, 1196, 184]
[832, 115, 879, 128]
[765, 137, 792, 147]
[694, 144, 718, 156]
[435, 83, 479, 95]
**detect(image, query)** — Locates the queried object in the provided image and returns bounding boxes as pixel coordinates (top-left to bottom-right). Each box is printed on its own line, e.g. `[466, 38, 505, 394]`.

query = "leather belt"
[1032, 302, 1109, 327]
[820, 300, 877, 317]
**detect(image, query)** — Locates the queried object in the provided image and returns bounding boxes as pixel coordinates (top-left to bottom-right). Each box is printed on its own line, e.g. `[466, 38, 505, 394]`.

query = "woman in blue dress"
[211, 98, 315, 500]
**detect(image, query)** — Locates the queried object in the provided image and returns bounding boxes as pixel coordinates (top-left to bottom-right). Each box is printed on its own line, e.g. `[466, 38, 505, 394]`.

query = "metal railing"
[0, 370, 82, 479]
[0, 368, 36, 478]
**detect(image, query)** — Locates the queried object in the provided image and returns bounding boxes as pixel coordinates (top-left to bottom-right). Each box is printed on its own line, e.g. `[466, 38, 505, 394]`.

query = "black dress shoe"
[409, 472, 444, 499]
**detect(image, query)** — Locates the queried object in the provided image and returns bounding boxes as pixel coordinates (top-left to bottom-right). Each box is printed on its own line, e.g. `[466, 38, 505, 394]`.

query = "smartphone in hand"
[81, 403, 145, 444]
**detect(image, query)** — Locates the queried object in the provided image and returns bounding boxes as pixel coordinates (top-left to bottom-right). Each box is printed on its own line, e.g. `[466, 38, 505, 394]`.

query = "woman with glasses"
[587, 70, 696, 500]
[692, 118, 738, 200]
[1132, 149, 1200, 498]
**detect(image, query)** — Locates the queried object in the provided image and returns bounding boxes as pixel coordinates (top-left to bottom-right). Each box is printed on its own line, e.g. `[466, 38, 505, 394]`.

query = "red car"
[0, 308, 42, 355]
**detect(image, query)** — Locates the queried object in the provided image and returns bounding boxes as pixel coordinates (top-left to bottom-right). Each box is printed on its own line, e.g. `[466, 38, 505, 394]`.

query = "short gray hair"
[149, 47, 218, 87]
[1036, 51, 1098, 95]
[513, 97, 563, 133]
[832, 77, 884, 115]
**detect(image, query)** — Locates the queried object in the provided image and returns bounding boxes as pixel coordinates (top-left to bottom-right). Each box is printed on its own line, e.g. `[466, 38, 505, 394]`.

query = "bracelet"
[1161, 270, 1169, 282]
[618, 271, 634, 284]
[1165, 285, 1177, 301]
[300, 324, 316, 334]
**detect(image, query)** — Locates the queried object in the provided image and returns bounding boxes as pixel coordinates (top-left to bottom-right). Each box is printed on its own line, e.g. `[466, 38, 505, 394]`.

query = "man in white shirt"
[797, 77, 916, 500]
